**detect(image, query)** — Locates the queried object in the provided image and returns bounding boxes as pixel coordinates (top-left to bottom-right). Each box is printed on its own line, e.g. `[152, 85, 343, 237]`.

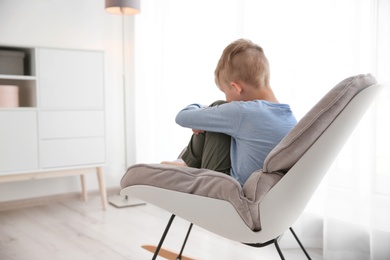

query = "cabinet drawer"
[40, 111, 104, 139]
[40, 137, 105, 168]
[0, 111, 39, 173]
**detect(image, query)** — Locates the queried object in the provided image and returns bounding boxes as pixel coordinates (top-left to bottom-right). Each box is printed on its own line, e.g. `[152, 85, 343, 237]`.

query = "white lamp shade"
[105, 0, 140, 15]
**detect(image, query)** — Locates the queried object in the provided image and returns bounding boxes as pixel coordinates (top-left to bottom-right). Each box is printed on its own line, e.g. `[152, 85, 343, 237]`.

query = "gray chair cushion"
[120, 73, 377, 231]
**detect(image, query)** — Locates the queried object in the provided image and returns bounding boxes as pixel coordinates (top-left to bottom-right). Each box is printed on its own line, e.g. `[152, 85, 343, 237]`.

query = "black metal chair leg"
[152, 214, 176, 260]
[289, 227, 312, 260]
[274, 238, 286, 260]
[152, 219, 311, 260]
[176, 223, 193, 260]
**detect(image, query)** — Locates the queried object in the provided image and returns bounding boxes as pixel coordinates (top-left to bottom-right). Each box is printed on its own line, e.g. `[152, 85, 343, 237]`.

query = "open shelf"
[0, 77, 37, 107]
[0, 47, 36, 108]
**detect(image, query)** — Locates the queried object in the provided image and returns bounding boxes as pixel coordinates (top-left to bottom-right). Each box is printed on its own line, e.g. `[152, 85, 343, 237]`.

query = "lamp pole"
[105, 0, 145, 208]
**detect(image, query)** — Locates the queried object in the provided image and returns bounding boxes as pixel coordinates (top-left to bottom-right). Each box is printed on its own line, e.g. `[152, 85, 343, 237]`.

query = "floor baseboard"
[0, 187, 120, 212]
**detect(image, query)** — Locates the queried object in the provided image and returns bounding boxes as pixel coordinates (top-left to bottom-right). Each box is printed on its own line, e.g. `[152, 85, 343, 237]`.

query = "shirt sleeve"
[175, 102, 242, 137]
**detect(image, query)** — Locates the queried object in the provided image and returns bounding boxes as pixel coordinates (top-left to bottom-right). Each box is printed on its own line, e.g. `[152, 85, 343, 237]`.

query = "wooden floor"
[0, 195, 323, 260]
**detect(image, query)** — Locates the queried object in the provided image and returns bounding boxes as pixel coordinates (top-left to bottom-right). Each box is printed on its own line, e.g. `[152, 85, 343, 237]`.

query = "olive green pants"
[181, 100, 231, 174]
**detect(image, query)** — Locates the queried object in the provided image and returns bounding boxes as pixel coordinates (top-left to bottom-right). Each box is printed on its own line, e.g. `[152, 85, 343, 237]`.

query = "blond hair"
[214, 39, 270, 89]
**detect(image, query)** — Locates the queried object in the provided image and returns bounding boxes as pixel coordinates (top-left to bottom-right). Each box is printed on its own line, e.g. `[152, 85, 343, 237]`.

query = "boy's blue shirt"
[176, 100, 297, 185]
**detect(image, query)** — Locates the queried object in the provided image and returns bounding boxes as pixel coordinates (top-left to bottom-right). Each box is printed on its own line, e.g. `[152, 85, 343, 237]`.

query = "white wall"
[0, 0, 135, 202]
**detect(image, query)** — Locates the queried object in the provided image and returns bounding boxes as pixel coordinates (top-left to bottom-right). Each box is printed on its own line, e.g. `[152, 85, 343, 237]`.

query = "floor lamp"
[105, 0, 145, 208]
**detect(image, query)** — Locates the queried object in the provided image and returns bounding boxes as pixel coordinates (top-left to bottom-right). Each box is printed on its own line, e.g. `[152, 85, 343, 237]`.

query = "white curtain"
[134, 0, 390, 259]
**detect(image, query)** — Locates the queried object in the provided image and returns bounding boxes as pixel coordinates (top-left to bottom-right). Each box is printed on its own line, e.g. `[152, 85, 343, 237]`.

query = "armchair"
[120, 74, 382, 259]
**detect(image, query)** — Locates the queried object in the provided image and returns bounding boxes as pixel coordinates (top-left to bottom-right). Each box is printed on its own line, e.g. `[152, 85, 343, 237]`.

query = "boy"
[163, 39, 296, 186]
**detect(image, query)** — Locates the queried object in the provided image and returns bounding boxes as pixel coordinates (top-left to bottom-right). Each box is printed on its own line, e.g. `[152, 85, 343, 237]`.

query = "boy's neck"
[244, 85, 279, 103]
[258, 88, 279, 103]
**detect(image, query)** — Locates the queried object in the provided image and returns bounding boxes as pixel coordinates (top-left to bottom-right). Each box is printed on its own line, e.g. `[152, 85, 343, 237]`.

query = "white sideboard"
[0, 46, 107, 209]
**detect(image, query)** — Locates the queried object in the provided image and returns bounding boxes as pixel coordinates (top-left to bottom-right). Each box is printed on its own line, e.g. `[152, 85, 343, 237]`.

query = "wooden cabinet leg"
[80, 174, 88, 202]
[96, 167, 107, 210]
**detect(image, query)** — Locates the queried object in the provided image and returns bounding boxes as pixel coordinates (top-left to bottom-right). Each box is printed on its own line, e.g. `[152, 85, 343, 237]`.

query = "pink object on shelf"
[0, 85, 19, 107]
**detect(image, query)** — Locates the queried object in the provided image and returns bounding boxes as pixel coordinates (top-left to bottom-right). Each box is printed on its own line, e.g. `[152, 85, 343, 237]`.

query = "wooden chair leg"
[96, 167, 108, 210]
[80, 174, 88, 202]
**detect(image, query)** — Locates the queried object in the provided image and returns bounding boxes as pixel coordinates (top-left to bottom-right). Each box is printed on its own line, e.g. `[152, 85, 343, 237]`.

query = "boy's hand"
[192, 129, 204, 135]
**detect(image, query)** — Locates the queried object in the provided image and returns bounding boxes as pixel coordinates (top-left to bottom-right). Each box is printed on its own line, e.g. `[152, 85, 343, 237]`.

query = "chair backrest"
[257, 75, 382, 239]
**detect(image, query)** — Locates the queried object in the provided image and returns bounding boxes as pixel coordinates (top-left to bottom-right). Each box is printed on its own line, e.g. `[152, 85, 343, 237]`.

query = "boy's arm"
[175, 102, 241, 136]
